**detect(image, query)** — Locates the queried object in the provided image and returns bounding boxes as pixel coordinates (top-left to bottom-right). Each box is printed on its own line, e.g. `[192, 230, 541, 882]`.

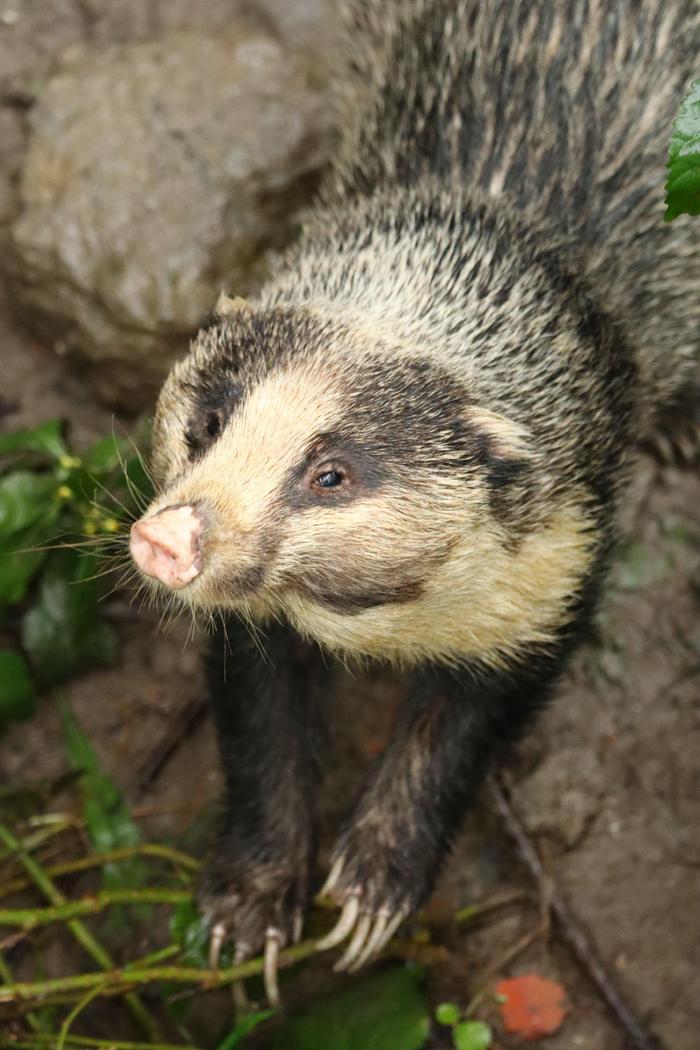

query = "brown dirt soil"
[0, 4, 698, 1050]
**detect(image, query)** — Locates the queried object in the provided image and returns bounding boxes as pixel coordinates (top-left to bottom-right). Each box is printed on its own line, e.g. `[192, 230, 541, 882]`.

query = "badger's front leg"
[199, 616, 326, 1001]
[319, 654, 560, 971]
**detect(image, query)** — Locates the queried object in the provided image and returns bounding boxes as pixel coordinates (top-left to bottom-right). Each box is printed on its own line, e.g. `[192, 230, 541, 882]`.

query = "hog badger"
[129, 0, 700, 1002]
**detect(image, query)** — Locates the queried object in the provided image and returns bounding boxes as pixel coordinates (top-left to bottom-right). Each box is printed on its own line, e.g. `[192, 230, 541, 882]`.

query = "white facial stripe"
[156, 360, 343, 532]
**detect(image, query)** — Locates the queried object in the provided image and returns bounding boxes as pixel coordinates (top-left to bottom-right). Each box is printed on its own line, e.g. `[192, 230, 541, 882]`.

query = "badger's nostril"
[130, 504, 204, 589]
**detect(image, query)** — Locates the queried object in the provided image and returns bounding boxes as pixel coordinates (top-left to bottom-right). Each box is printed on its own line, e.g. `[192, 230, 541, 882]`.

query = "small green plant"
[665, 78, 700, 220]
[435, 1002, 493, 1049]
[0, 419, 151, 727]
[0, 701, 281, 1047]
[0, 706, 435, 1046]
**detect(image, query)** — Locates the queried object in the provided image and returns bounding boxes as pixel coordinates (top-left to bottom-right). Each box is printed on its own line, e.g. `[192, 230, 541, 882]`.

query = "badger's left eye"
[313, 468, 345, 489]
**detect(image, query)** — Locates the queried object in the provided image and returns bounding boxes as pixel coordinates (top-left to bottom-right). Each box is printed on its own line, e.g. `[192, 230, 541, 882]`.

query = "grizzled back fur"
[331, 0, 700, 409]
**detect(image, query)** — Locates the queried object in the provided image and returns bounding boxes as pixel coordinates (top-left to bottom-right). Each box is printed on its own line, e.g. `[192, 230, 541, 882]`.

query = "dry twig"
[488, 775, 664, 1050]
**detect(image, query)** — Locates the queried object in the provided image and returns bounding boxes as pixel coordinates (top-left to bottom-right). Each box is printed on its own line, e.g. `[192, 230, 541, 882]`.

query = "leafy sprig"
[665, 79, 700, 221]
[0, 420, 151, 726]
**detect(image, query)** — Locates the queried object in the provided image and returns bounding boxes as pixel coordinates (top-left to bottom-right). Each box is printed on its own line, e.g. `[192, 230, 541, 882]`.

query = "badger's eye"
[313, 468, 345, 489]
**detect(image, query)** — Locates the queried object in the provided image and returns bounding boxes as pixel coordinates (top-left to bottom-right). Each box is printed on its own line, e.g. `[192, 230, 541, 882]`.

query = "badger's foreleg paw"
[198, 855, 308, 1006]
[316, 839, 421, 973]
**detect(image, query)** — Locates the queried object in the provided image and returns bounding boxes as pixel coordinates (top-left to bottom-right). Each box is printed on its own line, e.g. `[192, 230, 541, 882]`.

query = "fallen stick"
[488, 776, 663, 1050]
[135, 698, 208, 796]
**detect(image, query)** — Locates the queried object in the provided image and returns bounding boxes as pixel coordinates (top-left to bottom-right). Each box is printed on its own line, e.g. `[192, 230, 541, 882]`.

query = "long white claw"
[292, 907, 304, 944]
[209, 922, 226, 969]
[334, 912, 372, 972]
[318, 856, 345, 899]
[316, 894, 360, 951]
[264, 928, 282, 1008]
[347, 910, 390, 973]
[371, 908, 406, 955]
[231, 979, 249, 1013]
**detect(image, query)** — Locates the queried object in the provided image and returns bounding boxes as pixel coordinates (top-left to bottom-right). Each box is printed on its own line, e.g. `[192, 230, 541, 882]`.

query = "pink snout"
[130, 505, 204, 589]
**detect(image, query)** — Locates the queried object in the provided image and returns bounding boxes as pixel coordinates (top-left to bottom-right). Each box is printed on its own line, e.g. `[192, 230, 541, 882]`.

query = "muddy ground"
[1, 4, 699, 1049]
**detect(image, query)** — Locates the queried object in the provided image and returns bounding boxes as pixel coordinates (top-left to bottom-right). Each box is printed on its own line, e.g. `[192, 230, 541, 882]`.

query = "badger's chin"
[130, 557, 274, 622]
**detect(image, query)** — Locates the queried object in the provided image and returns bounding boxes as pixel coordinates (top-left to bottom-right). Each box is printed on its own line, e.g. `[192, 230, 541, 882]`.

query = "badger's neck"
[262, 182, 642, 442]
[263, 184, 556, 373]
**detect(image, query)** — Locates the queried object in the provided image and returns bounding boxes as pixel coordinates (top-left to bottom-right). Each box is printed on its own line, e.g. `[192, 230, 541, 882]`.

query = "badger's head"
[130, 295, 588, 665]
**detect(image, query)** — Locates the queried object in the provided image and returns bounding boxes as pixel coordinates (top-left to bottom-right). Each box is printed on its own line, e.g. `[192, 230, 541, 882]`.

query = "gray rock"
[6, 23, 332, 406]
[254, 0, 340, 58]
[517, 747, 606, 849]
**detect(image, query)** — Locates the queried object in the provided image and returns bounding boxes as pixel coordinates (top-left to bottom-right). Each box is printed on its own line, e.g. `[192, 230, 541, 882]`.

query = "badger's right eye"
[316, 469, 344, 488]
[185, 409, 224, 458]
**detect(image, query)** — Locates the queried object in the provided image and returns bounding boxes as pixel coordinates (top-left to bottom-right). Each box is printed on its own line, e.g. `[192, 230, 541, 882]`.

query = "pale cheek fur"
[284, 498, 594, 668]
[272, 493, 448, 578]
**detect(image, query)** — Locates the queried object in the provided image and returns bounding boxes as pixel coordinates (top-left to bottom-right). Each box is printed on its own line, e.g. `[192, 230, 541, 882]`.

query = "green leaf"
[436, 1003, 460, 1027]
[170, 899, 211, 968]
[83, 435, 126, 474]
[0, 505, 66, 605]
[665, 79, 700, 221]
[84, 432, 153, 515]
[216, 1010, 276, 1050]
[21, 549, 117, 686]
[0, 650, 37, 726]
[0, 533, 47, 604]
[262, 966, 429, 1050]
[0, 472, 60, 536]
[453, 1021, 492, 1050]
[0, 419, 68, 460]
[59, 696, 147, 904]
[60, 695, 139, 852]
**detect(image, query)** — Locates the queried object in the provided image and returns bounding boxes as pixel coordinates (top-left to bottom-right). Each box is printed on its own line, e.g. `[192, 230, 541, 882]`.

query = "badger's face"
[130, 304, 588, 665]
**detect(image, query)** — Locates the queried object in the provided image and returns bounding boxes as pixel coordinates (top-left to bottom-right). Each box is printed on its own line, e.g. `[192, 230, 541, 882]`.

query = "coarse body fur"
[134, 0, 700, 978]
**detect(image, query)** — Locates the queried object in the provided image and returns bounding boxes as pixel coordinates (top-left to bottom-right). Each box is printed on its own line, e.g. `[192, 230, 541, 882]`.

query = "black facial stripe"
[286, 535, 459, 616]
[208, 528, 283, 602]
[301, 577, 424, 614]
[340, 357, 485, 473]
[218, 563, 267, 596]
[284, 430, 389, 509]
[183, 377, 244, 460]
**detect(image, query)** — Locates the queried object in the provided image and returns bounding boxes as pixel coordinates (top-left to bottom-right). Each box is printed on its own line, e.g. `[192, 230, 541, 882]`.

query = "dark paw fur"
[197, 851, 309, 1004]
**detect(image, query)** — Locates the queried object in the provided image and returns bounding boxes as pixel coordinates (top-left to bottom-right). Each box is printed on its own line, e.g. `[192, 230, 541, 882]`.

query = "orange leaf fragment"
[496, 974, 568, 1040]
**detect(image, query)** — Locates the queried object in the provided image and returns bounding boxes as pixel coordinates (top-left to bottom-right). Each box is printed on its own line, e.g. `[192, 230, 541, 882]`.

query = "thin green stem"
[0, 817, 76, 863]
[0, 888, 190, 928]
[454, 889, 527, 924]
[0, 822, 162, 1041]
[0, 843, 199, 898]
[0, 951, 41, 1033]
[123, 944, 181, 970]
[0, 940, 317, 1004]
[1, 1037, 203, 1050]
[57, 983, 109, 1050]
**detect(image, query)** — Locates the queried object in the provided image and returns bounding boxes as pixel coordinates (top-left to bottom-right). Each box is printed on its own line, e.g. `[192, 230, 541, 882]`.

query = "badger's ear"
[215, 291, 253, 319]
[468, 407, 537, 487]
